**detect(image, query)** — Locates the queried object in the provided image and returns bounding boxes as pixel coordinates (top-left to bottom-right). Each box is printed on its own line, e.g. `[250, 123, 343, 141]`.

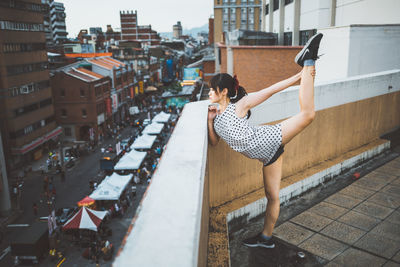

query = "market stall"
[77, 196, 95, 207]
[89, 174, 133, 201]
[63, 207, 107, 232]
[142, 122, 164, 135]
[152, 111, 171, 123]
[113, 150, 146, 171]
[130, 134, 157, 150]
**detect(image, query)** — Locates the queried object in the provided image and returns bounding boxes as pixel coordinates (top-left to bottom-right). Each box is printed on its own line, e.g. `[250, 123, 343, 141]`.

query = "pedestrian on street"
[33, 203, 38, 216]
[207, 33, 322, 249]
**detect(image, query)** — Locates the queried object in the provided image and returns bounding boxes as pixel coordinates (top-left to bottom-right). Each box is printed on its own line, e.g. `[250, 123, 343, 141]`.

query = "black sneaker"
[242, 233, 275, 248]
[295, 33, 323, 67]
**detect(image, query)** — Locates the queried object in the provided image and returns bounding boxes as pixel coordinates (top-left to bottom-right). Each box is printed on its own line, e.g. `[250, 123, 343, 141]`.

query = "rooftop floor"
[230, 150, 400, 266]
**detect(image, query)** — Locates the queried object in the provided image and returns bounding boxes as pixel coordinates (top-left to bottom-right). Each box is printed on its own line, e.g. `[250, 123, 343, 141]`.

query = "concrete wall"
[335, 0, 400, 26]
[208, 70, 400, 207]
[217, 44, 302, 93]
[114, 101, 210, 267]
[317, 25, 400, 83]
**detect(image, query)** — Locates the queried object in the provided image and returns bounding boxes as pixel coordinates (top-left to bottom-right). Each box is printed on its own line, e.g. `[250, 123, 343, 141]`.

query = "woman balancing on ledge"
[207, 33, 323, 248]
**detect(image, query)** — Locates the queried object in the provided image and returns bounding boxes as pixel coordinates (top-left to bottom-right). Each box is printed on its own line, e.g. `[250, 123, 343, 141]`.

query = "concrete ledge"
[226, 139, 390, 225]
[114, 101, 209, 267]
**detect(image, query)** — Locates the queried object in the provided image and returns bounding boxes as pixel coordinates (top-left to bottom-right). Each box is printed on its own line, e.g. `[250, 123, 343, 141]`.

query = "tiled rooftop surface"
[230, 155, 400, 266]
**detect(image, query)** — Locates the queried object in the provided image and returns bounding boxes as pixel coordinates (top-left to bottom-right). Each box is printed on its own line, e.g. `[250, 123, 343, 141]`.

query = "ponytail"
[210, 73, 251, 118]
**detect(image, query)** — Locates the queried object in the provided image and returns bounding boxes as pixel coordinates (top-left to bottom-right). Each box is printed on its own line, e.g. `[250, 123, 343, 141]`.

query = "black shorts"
[264, 146, 284, 166]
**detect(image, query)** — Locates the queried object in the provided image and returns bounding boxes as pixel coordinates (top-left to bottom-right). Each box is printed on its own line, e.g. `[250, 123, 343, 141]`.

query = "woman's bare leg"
[281, 66, 315, 145]
[262, 156, 283, 236]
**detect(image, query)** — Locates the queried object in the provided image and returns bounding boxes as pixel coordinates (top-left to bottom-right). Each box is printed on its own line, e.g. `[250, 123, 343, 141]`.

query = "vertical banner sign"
[130, 86, 134, 98]
[139, 81, 144, 94]
[116, 141, 121, 155]
[112, 93, 118, 112]
[106, 98, 112, 115]
[135, 86, 139, 95]
[89, 128, 94, 140]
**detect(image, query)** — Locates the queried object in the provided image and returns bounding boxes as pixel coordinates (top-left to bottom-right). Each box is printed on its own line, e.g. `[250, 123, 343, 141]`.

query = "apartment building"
[214, 0, 263, 43]
[263, 0, 400, 45]
[51, 68, 112, 143]
[0, 0, 61, 170]
[50, 0, 67, 44]
[120, 10, 161, 46]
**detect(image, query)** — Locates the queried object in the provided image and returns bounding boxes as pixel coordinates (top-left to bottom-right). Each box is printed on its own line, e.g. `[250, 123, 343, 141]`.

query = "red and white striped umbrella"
[63, 206, 108, 231]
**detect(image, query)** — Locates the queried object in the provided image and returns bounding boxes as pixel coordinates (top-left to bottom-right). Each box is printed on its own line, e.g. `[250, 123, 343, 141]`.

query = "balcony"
[113, 70, 400, 266]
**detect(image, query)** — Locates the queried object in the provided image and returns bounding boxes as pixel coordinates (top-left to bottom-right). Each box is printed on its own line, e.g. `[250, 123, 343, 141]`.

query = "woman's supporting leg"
[281, 66, 316, 145]
[262, 155, 283, 237]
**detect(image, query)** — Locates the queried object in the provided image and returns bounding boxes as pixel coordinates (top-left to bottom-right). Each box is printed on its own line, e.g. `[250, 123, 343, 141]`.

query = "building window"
[0, 20, 44, 32]
[64, 127, 72, 137]
[6, 62, 48, 76]
[241, 0, 247, 3]
[285, 0, 294, 5]
[60, 88, 65, 97]
[217, 0, 220, 4]
[80, 88, 85, 97]
[299, 29, 316, 45]
[82, 109, 87, 117]
[249, 7, 254, 13]
[61, 109, 67, 117]
[2, 42, 46, 53]
[265, 4, 269, 15]
[284, 32, 292, 46]
[273, 0, 279, 11]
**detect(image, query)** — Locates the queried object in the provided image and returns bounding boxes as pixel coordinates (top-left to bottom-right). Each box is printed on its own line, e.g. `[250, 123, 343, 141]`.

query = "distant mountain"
[160, 23, 208, 39]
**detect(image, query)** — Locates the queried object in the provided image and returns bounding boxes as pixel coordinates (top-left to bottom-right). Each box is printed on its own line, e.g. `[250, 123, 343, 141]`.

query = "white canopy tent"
[114, 149, 147, 170]
[89, 173, 133, 201]
[142, 123, 164, 135]
[153, 111, 171, 123]
[130, 134, 157, 150]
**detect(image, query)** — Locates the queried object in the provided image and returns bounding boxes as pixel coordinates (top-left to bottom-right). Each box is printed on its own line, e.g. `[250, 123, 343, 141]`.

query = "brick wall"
[203, 60, 215, 83]
[51, 72, 111, 141]
[218, 45, 303, 93]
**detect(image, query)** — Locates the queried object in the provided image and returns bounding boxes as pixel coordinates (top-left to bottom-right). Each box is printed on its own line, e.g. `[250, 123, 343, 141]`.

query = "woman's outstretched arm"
[240, 72, 302, 111]
[208, 106, 220, 146]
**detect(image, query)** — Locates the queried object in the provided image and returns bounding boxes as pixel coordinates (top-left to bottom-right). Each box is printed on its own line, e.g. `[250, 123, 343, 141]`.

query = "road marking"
[0, 246, 11, 261]
[7, 224, 29, 228]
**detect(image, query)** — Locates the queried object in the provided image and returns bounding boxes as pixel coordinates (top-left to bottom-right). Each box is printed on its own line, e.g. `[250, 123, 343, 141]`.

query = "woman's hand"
[208, 105, 218, 121]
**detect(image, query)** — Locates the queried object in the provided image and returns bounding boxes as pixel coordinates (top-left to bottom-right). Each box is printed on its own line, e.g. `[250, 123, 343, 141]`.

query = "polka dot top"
[213, 103, 282, 165]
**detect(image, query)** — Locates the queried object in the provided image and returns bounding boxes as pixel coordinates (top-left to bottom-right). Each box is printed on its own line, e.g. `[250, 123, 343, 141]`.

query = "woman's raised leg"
[281, 66, 315, 145]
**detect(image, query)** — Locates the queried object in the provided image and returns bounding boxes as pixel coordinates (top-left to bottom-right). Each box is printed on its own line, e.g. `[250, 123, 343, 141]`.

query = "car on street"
[56, 207, 78, 225]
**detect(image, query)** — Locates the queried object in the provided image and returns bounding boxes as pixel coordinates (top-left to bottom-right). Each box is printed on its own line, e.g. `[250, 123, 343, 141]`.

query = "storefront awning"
[11, 126, 63, 155]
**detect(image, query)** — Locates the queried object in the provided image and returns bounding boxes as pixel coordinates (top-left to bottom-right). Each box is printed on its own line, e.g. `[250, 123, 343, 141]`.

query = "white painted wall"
[317, 25, 400, 83]
[299, 0, 321, 30]
[264, 0, 400, 35]
[273, 9, 280, 33]
[284, 2, 294, 32]
[335, 0, 400, 26]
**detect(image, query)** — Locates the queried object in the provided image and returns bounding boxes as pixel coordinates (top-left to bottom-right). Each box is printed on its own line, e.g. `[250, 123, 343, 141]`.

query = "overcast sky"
[58, 0, 213, 37]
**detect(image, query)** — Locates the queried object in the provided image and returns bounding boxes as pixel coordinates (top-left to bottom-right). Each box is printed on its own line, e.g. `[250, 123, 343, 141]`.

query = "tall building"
[41, 0, 53, 47]
[50, 0, 67, 44]
[213, 0, 263, 44]
[0, 131, 11, 215]
[120, 10, 161, 46]
[173, 21, 182, 39]
[0, 0, 62, 170]
[263, 0, 400, 46]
